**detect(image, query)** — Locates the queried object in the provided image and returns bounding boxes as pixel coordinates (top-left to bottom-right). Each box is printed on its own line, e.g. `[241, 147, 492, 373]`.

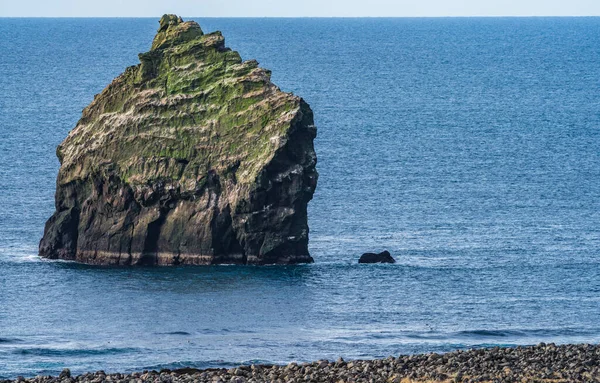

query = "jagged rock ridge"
[39, 15, 318, 265]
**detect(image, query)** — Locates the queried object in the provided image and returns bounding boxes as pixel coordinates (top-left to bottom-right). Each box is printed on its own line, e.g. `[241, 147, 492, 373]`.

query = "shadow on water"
[44, 260, 318, 288]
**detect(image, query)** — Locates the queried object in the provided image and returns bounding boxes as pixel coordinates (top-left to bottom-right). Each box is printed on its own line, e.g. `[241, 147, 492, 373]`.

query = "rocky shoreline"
[4, 343, 600, 383]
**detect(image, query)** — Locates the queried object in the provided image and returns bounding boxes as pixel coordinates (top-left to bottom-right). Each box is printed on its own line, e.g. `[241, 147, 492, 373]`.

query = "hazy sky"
[2, 0, 600, 17]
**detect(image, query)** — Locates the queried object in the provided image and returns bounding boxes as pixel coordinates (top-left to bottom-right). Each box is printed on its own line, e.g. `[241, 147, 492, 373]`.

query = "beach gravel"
[3, 343, 600, 383]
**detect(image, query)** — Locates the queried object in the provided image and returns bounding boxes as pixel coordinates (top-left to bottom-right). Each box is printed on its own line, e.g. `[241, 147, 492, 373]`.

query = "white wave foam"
[0, 245, 41, 263]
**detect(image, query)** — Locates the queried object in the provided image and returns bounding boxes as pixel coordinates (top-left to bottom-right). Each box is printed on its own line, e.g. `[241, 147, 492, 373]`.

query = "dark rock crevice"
[139, 210, 167, 266]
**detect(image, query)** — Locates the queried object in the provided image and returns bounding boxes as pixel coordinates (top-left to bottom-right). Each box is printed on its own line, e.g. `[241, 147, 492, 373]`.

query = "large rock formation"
[39, 15, 318, 265]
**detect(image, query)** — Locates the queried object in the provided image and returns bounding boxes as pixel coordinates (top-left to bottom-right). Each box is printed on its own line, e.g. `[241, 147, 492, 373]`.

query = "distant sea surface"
[1, 17, 600, 378]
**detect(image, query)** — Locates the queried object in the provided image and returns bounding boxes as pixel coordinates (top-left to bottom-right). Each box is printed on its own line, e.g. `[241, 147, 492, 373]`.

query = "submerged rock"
[39, 15, 318, 266]
[358, 250, 395, 264]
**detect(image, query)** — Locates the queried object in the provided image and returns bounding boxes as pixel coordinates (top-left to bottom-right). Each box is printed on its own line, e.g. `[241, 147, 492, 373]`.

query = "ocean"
[0, 17, 599, 378]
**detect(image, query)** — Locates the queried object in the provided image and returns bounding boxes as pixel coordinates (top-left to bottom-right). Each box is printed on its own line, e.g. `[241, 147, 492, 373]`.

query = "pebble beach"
[4, 343, 600, 383]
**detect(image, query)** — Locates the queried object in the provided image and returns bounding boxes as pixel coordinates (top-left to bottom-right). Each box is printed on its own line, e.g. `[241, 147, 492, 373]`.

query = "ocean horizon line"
[1, 15, 600, 19]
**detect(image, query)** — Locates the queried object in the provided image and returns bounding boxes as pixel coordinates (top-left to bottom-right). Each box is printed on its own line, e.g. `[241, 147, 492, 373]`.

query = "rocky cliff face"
[39, 15, 318, 265]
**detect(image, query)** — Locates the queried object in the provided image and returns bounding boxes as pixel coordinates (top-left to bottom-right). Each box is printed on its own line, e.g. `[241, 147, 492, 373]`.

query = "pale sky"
[1, 0, 600, 17]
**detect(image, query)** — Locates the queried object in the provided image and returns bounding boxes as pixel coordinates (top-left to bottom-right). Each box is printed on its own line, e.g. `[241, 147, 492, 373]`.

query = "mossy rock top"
[58, 14, 307, 191]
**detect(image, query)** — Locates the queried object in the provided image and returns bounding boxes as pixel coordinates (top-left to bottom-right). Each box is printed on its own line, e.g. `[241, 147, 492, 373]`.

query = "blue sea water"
[1, 17, 600, 378]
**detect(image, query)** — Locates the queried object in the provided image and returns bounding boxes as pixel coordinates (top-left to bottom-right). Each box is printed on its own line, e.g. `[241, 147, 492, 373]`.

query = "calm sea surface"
[1, 17, 600, 378]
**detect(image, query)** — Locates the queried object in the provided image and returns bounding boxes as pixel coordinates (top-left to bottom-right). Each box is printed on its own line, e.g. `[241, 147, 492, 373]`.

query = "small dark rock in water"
[359, 250, 395, 263]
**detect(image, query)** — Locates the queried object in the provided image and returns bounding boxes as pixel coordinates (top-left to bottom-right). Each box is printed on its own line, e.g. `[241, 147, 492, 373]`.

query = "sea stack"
[39, 15, 318, 265]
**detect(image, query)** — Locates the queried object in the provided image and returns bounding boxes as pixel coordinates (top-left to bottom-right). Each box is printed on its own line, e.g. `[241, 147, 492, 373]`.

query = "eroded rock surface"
[39, 15, 318, 265]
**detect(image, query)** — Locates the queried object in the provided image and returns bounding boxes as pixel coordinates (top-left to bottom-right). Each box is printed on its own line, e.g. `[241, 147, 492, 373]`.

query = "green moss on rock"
[40, 15, 318, 266]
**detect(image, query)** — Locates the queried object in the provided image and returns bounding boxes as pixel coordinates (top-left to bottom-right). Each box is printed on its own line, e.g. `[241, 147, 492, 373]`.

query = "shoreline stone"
[5, 344, 600, 382]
